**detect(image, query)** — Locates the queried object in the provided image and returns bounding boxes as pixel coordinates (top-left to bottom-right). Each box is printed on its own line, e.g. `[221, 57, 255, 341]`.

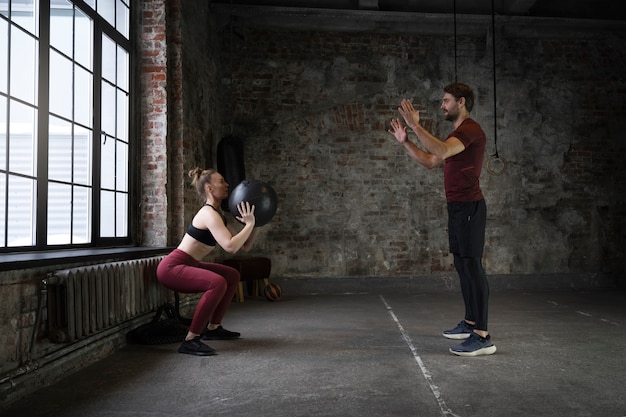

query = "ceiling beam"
[358, 0, 379, 10]
[504, 0, 537, 15]
[211, 4, 622, 37]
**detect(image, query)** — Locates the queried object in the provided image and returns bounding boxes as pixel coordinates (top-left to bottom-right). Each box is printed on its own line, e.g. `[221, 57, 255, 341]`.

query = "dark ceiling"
[210, 0, 626, 21]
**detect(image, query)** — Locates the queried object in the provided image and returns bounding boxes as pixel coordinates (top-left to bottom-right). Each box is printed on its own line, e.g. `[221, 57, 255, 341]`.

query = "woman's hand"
[236, 201, 256, 227]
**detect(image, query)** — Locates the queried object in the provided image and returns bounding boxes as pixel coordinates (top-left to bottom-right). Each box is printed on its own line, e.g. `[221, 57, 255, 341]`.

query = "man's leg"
[454, 253, 475, 325]
[460, 256, 489, 333]
[449, 255, 495, 356]
[443, 201, 477, 340]
[442, 254, 479, 339]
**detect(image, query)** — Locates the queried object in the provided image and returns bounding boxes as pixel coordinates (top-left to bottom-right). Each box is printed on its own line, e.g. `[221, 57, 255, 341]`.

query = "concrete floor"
[3, 288, 626, 417]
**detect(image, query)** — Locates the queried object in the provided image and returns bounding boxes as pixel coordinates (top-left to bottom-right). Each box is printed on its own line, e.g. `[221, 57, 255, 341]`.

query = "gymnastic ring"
[486, 154, 507, 176]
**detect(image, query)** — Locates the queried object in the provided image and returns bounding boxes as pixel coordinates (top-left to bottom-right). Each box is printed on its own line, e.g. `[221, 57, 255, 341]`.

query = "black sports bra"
[186, 204, 226, 246]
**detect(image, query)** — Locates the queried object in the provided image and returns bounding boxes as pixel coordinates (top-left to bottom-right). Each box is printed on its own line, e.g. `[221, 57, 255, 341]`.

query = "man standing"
[388, 83, 496, 357]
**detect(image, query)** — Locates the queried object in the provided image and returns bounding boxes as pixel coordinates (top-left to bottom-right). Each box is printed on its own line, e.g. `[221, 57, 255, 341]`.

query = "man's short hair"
[444, 83, 474, 112]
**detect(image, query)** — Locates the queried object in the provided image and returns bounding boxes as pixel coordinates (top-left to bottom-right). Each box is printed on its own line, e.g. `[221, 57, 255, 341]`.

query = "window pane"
[100, 133, 115, 189]
[102, 34, 115, 83]
[10, 28, 37, 105]
[48, 120, 92, 185]
[50, 0, 73, 58]
[74, 124, 91, 185]
[74, 64, 93, 127]
[49, 49, 73, 119]
[0, 173, 4, 246]
[9, 100, 37, 176]
[48, 115, 72, 182]
[0, 18, 7, 94]
[116, 0, 129, 39]
[12, 0, 38, 36]
[116, 88, 127, 141]
[75, 6, 93, 70]
[115, 191, 126, 236]
[73, 185, 90, 242]
[0, 0, 7, 18]
[7, 174, 35, 246]
[117, 45, 128, 91]
[83, 0, 95, 12]
[0, 96, 6, 170]
[98, 0, 115, 30]
[100, 189, 114, 237]
[47, 181, 71, 244]
[101, 80, 115, 135]
[116, 141, 127, 191]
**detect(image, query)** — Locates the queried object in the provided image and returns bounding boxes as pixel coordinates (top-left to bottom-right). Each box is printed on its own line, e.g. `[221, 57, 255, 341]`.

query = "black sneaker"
[442, 320, 475, 340]
[201, 326, 241, 340]
[178, 336, 217, 356]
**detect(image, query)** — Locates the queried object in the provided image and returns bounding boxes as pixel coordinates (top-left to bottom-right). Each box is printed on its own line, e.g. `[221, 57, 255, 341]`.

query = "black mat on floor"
[127, 295, 191, 345]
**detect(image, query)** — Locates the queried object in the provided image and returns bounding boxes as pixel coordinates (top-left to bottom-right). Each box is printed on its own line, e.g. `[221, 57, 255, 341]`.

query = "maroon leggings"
[156, 249, 240, 334]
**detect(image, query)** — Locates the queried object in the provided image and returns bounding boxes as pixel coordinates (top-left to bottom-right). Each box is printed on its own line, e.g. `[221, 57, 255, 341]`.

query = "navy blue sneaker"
[442, 320, 474, 340]
[449, 333, 497, 357]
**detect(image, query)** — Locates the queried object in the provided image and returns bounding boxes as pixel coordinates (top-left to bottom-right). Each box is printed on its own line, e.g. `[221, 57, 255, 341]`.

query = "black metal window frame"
[0, 0, 136, 254]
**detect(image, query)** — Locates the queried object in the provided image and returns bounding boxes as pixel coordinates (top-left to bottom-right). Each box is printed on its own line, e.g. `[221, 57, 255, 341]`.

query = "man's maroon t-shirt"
[443, 118, 486, 203]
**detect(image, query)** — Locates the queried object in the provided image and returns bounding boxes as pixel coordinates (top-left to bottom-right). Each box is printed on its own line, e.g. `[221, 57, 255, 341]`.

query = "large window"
[0, 0, 131, 250]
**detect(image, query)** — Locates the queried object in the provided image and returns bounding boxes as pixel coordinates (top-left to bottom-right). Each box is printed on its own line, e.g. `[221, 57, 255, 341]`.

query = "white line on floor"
[549, 301, 620, 326]
[380, 295, 461, 417]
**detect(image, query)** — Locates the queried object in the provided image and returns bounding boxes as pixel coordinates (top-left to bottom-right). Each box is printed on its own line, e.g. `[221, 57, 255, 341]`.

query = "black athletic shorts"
[447, 199, 486, 258]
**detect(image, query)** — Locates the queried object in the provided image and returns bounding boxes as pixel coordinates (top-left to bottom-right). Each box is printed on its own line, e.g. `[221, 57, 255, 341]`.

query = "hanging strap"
[491, 0, 499, 158]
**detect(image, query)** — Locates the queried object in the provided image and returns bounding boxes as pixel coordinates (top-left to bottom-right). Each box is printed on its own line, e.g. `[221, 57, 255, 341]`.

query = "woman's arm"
[202, 202, 256, 254]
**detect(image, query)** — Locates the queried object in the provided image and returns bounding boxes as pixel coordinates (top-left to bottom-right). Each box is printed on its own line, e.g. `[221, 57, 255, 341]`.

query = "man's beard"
[444, 111, 458, 122]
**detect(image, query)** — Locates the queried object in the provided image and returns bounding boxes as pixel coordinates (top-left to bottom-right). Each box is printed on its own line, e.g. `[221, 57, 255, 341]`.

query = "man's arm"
[398, 99, 465, 160]
[413, 124, 465, 160]
[388, 118, 443, 169]
[402, 138, 444, 169]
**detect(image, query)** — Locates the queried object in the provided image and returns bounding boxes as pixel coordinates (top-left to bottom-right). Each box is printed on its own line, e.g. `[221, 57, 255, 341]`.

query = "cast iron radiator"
[44, 256, 168, 343]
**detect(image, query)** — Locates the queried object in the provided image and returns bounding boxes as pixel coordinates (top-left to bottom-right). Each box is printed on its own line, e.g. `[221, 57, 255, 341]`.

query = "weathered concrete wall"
[214, 15, 626, 283]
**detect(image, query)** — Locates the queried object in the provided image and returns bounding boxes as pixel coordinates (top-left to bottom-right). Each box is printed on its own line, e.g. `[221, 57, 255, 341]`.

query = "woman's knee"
[211, 278, 229, 295]
[222, 266, 241, 286]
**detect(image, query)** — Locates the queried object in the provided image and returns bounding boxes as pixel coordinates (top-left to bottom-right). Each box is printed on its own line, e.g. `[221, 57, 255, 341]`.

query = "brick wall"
[140, 0, 224, 246]
[178, 0, 224, 228]
[138, 4, 626, 278]
[208, 21, 626, 279]
[140, 0, 169, 247]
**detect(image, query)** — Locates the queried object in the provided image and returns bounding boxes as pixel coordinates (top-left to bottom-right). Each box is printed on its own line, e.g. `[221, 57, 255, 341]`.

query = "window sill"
[0, 247, 173, 272]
